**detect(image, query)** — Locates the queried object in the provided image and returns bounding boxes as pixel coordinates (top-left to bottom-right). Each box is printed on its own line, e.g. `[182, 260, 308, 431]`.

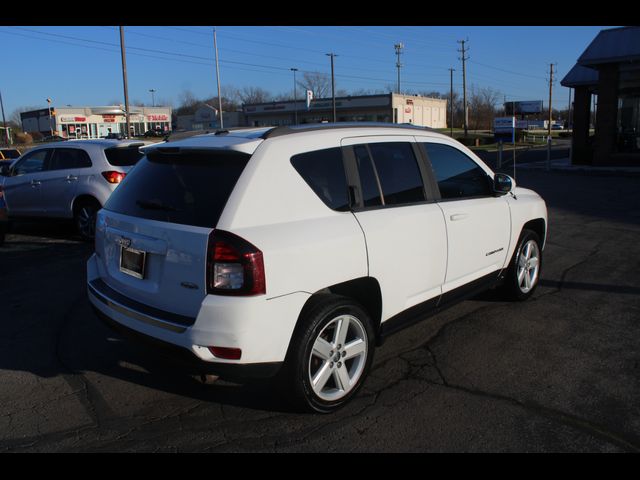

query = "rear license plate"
[119, 246, 146, 279]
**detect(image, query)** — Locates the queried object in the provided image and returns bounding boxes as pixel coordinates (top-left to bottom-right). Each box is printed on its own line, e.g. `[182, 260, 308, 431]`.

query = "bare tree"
[237, 86, 273, 105]
[298, 72, 331, 99]
[468, 85, 501, 130]
[175, 89, 200, 115]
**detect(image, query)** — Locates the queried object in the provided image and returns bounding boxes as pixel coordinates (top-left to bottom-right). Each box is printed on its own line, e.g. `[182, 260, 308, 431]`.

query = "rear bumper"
[92, 305, 282, 380]
[87, 253, 309, 376]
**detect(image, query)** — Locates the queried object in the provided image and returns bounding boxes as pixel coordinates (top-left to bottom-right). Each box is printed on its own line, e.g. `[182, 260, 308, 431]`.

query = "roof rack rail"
[260, 122, 434, 140]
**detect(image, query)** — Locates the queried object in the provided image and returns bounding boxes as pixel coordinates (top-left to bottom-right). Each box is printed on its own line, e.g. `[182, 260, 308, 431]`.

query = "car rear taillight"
[208, 346, 242, 360]
[206, 230, 266, 296]
[102, 171, 126, 184]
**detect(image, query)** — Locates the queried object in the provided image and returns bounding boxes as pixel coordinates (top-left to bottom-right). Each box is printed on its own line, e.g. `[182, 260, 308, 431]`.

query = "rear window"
[104, 146, 144, 166]
[104, 150, 250, 228]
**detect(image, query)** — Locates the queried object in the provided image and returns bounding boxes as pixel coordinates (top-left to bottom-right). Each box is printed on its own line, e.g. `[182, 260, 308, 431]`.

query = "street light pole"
[149, 89, 156, 107]
[46, 98, 53, 136]
[291, 68, 298, 125]
[326, 53, 337, 123]
[119, 26, 132, 139]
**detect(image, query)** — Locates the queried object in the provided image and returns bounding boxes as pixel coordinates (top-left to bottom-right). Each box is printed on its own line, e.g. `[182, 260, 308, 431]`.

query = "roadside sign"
[494, 116, 515, 143]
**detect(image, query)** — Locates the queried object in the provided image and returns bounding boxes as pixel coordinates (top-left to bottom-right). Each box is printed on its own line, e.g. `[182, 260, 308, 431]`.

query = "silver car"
[0, 140, 145, 239]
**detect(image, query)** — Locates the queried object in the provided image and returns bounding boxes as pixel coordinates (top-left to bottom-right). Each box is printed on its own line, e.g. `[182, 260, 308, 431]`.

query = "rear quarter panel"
[216, 132, 369, 299]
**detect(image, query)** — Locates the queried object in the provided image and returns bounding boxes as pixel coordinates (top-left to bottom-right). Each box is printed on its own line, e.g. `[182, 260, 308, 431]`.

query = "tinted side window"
[423, 143, 492, 199]
[13, 150, 50, 176]
[49, 148, 92, 171]
[368, 142, 426, 206]
[353, 145, 383, 207]
[291, 147, 349, 211]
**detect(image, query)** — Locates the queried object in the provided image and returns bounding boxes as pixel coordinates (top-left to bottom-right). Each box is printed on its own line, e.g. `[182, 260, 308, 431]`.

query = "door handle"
[66, 175, 78, 182]
[30, 180, 41, 187]
[450, 213, 469, 221]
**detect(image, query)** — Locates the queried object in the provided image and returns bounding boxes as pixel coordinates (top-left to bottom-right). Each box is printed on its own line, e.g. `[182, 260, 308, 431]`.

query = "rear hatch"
[95, 137, 260, 321]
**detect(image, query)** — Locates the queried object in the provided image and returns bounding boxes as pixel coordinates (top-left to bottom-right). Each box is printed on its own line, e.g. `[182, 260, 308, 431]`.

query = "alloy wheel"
[517, 239, 540, 293]
[308, 314, 368, 402]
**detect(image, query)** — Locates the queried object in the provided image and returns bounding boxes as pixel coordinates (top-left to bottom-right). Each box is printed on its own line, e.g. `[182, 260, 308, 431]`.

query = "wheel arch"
[72, 194, 101, 214]
[522, 218, 546, 249]
[293, 277, 383, 345]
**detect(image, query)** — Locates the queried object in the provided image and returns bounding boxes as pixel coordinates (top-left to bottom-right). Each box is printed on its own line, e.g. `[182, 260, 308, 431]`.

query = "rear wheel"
[74, 198, 101, 241]
[283, 295, 375, 413]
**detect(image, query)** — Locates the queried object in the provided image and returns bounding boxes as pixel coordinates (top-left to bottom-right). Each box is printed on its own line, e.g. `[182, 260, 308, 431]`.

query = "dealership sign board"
[494, 116, 515, 142]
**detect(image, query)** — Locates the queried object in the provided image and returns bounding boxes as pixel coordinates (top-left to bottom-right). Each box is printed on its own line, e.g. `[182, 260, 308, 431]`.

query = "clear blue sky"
[0, 25, 615, 117]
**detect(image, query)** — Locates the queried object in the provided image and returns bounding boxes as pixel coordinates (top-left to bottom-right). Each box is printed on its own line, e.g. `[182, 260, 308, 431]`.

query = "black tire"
[500, 229, 542, 301]
[74, 198, 101, 241]
[281, 294, 376, 414]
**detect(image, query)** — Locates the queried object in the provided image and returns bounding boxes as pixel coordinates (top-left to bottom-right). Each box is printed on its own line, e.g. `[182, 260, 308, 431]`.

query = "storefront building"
[243, 93, 447, 129]
[21, 105, 172, 139]
[561, 26, 640, 166]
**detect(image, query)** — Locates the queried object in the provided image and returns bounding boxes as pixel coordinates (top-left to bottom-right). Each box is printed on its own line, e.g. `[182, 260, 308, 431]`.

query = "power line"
[468, 59, 547, 81]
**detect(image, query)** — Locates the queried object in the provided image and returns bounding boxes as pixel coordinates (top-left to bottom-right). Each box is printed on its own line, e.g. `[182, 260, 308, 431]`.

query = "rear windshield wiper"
[136, 199, 180, 212]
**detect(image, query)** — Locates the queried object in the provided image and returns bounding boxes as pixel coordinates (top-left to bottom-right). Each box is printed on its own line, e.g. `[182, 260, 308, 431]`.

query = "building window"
[616, 65, 640, 153]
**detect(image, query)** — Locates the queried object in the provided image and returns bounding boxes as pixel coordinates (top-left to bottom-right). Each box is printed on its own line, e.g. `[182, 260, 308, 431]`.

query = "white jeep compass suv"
[87, 123, 547, 413]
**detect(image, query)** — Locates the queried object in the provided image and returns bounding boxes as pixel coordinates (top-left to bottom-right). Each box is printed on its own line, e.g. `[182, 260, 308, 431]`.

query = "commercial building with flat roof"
[243, 93, 447, 129]
[20, 105, 172, 139]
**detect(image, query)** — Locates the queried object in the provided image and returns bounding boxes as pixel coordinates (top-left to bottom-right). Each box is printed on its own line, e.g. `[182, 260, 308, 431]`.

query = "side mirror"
[494, 173, 515, 195]
[0, 165, 10, 177]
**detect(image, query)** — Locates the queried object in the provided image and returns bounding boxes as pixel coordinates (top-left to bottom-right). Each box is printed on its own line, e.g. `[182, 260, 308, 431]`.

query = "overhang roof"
[577, 26, 640, 66]
[561, 64, 599, 88]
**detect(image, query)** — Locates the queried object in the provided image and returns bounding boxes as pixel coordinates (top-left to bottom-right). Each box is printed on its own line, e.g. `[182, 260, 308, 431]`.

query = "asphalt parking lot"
[1, 167, 639, 452]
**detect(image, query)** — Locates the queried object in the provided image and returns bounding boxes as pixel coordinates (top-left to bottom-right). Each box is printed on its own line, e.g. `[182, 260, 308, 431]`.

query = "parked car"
[87, 123, 547, 413]
[103, 132, 126, 140]
[143, 129, 165, 137]
[0, 182, 7, 246]
[0, 139, 145, 240]
[0, 148, 21, 161]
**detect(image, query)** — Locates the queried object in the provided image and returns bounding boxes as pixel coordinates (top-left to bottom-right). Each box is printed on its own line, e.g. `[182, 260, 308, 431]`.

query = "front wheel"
[283, 295, 376, 413]
[501, 229, 542, 300]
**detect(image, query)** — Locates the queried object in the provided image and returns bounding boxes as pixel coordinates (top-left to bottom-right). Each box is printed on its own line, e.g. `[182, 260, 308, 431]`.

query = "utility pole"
[395, 42, 404, 95]
[326, 53, 337, 123]
[213, 27, 224, 129]
[119, 26, 131, 139]
[291, 68, 298, 125]
[149, 89, 156, 107]
[547, 63, 556, 171]
[448, 68, 455, 137]
[458, 39, 469, 137]
[0, 89, 8, 145]
[547, 63, 556, 138]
